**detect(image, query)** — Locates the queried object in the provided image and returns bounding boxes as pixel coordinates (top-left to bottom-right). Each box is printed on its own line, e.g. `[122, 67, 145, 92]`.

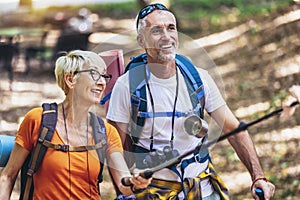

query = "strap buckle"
[58, 144, 69, 152]
[194, 152, 202, 163]
[26, 169, 34, 177]
[37, 137, 44, 143]
[130, 95, 141, 106]
[194, 148, 209, 163]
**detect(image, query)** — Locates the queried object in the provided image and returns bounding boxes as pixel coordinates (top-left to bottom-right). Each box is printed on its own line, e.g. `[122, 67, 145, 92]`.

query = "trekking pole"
[121, 101, 299, 193]
[255, 188, 264, 200]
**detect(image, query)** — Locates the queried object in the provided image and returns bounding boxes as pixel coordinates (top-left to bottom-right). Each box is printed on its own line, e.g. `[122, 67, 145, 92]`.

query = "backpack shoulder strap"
[125, 53, 147, 73]
[125, 53, 148, 143]
[175, 54, 205, 118]
[89, 112, 107, 184]
[21, 102, 58, 200]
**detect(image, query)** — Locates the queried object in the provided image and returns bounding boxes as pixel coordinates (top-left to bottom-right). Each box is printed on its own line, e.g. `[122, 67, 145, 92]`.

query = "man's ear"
[65, 74, 74, 89]
[137, 34, 145, 48]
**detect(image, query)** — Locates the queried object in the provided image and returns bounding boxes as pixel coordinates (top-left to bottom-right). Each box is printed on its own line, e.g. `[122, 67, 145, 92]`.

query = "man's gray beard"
[157, 51, 176, 63]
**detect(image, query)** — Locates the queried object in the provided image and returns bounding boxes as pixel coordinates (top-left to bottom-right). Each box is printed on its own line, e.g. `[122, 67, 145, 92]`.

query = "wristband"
[251, 177, 270, 191]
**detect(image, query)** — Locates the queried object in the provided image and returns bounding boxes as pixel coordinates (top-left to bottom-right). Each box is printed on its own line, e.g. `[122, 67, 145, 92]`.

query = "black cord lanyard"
[144, 65, 179, 151]
[62, 104, 92, 199]
[62, 104, 72, 199]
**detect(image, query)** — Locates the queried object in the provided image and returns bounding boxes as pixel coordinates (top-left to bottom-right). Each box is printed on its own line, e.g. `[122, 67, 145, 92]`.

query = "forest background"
[0, 0, 299, 199]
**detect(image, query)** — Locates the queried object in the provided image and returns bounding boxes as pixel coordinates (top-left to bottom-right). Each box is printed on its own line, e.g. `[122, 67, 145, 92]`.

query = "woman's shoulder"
[104, 122, 122, 141]
[104, 122, 118, 135]
[24, 107, 43, 120]
[103, 121, 123, 152]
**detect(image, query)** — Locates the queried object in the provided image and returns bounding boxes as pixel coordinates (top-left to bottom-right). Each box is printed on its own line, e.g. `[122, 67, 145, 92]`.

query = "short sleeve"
[105, 122, 123, 155]
[15, 107, 43, 151]
[198, 69, 226, 113]
[106, 74, 131, 123]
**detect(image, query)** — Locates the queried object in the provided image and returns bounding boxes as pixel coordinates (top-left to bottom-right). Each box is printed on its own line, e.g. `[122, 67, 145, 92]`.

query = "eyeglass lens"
[90, 70, 111, 83]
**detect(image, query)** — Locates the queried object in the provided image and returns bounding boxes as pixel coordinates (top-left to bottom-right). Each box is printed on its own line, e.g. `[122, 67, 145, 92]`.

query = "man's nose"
[161, 29, 171, 39]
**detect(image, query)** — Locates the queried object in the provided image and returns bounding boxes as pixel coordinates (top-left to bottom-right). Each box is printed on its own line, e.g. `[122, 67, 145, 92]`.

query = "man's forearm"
[228, 131, 265, 180]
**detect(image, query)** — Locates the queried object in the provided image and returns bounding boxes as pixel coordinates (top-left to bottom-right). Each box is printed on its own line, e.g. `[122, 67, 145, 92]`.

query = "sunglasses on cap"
[136, 3, 169, 30]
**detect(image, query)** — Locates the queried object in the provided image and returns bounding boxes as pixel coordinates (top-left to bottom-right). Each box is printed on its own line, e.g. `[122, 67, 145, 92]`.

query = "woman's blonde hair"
[54, 50, 105, 95]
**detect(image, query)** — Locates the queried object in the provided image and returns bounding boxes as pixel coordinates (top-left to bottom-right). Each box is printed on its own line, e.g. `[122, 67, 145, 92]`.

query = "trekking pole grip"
[140, 169, 154, 179]
[121, 177, 132, 187]
[255, 188, 265, 200]
[121, 169, 153, 186]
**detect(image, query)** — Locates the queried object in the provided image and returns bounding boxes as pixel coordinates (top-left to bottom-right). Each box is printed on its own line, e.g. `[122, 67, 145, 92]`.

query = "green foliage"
[171, 0, 294, 33]
[172, 0, 293, 18]
[269, 89, 288, 110]
[250, 88, 288, 121]
[281, 188, 294, 198]
[86, 2, 139, 19]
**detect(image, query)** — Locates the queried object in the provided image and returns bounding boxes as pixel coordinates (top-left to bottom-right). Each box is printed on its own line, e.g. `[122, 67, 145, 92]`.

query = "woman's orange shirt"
[15, 107, 123, 200]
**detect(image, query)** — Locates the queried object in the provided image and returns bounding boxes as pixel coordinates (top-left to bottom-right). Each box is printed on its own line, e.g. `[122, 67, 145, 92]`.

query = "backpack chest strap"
[137, 110, 198, 118]
[180, 147, 210, 172]
[41, 139, 107, 152]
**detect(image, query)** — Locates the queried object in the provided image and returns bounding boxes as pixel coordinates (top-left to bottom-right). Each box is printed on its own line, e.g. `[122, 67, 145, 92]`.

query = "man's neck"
[147, 61, 176, 79]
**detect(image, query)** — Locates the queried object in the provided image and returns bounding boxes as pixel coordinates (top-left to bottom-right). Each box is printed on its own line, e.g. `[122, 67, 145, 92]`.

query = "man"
[107, 3, 275, 199]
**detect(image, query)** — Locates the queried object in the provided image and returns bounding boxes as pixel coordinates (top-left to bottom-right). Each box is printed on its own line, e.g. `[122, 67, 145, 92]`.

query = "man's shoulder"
[115, 70, 130, 84]
[195, 66, 208, 76]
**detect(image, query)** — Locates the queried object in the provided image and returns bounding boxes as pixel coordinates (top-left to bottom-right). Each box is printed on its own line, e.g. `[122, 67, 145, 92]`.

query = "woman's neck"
[61, 99, 89, 124]
[58, 101, 91, 145]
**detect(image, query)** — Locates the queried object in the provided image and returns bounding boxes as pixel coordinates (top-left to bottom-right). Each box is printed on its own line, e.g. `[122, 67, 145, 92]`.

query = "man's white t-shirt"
[107, 66, 226, 198]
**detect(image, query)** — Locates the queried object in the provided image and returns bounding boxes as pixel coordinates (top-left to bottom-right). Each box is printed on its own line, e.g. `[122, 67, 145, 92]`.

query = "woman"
[0, 50, 150, 199]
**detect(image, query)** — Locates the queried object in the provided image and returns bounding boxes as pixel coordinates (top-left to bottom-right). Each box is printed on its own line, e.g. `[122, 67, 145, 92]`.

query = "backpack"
[20, 103, 107, 200]
[125, 53, 206, 143]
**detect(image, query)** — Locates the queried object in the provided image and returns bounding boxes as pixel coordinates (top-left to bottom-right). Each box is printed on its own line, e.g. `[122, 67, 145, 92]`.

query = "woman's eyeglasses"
[136, 3, 169, 29]
[74, 69, 112, 83]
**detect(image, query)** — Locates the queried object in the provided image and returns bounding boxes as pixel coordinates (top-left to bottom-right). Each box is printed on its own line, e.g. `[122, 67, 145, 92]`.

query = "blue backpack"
[125, 53, 206, 143]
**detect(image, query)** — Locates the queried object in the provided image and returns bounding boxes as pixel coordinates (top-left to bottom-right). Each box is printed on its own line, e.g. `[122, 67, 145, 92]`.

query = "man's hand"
[129, 168, 152, 193]
[251, 178, 275, 200]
